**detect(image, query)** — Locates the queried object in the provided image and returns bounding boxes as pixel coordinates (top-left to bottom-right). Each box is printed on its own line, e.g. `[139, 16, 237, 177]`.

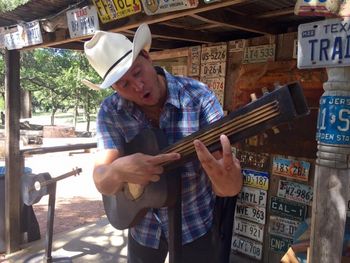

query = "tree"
[20, 48, 110, 128]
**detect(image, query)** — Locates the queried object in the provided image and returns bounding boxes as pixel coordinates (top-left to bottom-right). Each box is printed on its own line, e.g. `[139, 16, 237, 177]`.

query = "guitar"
[21, 167, 82, 206]
[103, 81, 310, 230]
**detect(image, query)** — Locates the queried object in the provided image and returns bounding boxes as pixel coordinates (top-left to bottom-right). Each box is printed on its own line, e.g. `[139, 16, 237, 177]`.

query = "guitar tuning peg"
[250, 93, 257, 101]
[261, 87, 269, 95]
[272, 126, 280, 134]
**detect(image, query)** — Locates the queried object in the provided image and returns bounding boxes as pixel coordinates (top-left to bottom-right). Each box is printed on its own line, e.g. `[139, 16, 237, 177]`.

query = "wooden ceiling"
[0, 0, 322, 51]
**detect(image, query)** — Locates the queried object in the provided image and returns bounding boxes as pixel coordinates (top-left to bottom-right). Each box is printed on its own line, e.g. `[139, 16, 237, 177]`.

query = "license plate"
[316, 96, 350, 145]
[277, 180, 313, 205]
[270, 196, 307, 221]
[235, 203, 266, 224]
[200, 62, 226, 77]
[269, 234, 293, 254]
[141, 0, 198, 15]
[201, 45, 227, 63]
[233, 217, 264, 242]
[242, 44, 275, 64]
[93, 0, 141, 23]
[272, 157, 310, 182]
[269, 215, 300, 238]
[242, 169, 269, 190]
[238, 186, 267, 207]
[298, 18, 350, 69]
[67, 6, 99, 38]
[236, 150, 270, 171]
[231, 234, 263, 260]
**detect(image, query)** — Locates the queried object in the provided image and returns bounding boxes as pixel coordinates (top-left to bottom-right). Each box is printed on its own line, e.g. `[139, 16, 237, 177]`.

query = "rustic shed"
[1, 0, 347, 262]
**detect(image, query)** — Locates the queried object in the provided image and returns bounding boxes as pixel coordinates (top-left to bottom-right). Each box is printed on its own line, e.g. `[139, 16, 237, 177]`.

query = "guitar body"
[103, 128, 178, 230]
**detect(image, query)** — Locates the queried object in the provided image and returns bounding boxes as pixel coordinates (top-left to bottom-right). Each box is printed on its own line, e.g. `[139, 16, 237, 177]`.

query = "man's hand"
[93, 150, 180, 196]
[194, 134, 242, 197]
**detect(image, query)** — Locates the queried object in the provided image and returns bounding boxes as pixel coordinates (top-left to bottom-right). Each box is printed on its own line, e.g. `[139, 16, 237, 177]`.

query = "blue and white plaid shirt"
[96, 67, 224, 248]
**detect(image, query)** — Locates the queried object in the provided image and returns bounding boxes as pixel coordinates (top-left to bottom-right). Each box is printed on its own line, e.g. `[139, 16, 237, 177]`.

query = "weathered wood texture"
[310, 168, 350, 263]
[4, 49, 22, 253]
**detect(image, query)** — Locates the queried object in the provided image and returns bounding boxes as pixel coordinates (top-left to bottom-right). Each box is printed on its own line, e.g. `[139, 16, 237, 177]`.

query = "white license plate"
[242, 44, 275, 64]
[298, 18, 350, 69]
[231, 234, 263, 260]
[235, 203, 266, 224]
[269, 215, 300, 238]
[238, 186, 267, 207]
[233, 217, 264, 242]
[201, 45, 227, 63]
[200, 62, 226, 77]
[277, 180, 313, 205]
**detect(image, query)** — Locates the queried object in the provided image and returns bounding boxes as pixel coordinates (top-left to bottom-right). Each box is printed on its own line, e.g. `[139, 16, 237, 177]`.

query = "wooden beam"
[4, 49, 22, 253]
[150, 47, 189, 60]
[149, 24, 220, 43]
[192, 8, 279, 35]
[21, 0, 252, 50]
[254, 7, 294, 19]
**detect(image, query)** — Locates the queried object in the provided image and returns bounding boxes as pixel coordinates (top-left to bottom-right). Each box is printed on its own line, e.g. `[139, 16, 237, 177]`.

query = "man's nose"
[133, 79, 144, 92]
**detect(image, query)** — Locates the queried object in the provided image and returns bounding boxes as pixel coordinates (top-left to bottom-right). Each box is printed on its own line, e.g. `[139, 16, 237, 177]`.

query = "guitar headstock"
[72, 167, 82, 176]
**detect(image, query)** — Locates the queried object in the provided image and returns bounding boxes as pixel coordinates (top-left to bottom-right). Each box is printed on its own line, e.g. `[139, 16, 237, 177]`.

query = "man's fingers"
[194, 139, 216, 169]
[220, 135, 234, 170]
[149, 152, 181, 165]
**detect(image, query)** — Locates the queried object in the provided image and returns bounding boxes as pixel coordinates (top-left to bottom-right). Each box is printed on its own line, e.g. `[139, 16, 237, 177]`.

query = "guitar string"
[164, 110, 280, 165]
[163, 105, 278, 159]
[162, 101, 279, 157]
[161, 101, 277, 155]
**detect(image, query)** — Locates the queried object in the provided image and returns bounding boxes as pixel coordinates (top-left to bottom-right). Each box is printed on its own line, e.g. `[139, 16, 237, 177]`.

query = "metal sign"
[242, 44, 275, 64]
[269, 215, 300, 239]
[4, 21, 43, 50]
[316, 96, 350, 145]
[93, 0, 142, 23]
[237, 186, 267, 207]
[188, 46, 201, 76]
[272, 156, 310, 182]
[67, 6, 99, 38]
[298, 18, 350, 69]
[200, 62, 226, 77]
[277, 180, 313, 205]
[242, 169, 269, 190]
[269, 234, 293, 254]
[235, 203, 266, 225]
[231, 234, 263, 260]
[141, 0, 198, 16]
[233, 217, 265, 242]
[200, 76, 225, 106]
[236, 150, 270, 170]
[270, 196, 307, 221]
[201, 45, 227, 63]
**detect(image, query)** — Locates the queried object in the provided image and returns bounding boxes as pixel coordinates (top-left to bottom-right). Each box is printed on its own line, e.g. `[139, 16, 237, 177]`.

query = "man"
[83, 23, 242, 263]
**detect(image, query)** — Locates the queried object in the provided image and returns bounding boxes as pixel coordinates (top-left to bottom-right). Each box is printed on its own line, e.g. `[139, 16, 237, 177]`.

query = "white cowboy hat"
[83, 23, 152, 90]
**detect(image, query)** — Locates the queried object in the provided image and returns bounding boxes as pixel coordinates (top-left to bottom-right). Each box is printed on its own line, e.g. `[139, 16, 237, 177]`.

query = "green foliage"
[0, 0, 30, 12]
[20, 48, 113, 127]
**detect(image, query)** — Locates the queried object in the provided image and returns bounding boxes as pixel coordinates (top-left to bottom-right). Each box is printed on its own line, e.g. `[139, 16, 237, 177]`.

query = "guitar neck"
[162, 82, 309, 169]
[41, 168, 82, 187]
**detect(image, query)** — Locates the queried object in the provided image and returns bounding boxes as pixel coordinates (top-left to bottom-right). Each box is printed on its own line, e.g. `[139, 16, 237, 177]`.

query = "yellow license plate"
[93, 0, 142, 23]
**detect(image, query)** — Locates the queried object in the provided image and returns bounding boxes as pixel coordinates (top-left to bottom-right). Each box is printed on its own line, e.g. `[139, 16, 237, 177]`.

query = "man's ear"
[140, 49, 152, 62]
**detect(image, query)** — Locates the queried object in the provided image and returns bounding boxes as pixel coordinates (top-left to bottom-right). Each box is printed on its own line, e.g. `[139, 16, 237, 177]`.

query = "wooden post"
[309, 67, 350, 262]
[4, 49, 22, 253]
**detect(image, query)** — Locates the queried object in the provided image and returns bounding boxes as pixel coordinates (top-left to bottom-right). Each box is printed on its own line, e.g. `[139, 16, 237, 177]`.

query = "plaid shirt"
[96, 67, 224, 248]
